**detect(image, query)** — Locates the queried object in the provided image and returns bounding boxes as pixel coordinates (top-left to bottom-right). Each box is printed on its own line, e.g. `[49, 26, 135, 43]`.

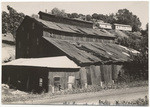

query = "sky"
[1, 1, 149, 29]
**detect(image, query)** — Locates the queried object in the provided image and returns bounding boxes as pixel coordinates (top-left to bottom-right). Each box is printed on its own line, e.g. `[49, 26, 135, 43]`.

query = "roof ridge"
[38, 11, 93, 24]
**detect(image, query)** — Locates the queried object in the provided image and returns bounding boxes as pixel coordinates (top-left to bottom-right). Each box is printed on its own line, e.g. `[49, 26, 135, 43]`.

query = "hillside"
[107, 30, 142, 39]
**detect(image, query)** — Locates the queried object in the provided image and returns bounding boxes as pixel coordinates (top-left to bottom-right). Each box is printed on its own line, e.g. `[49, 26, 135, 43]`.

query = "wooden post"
[68, 83, 72, 90]
[80, 67, 87, 88]
[112, 80, 114, 84]
[52, 86, 54, 93]
[100, 81, 103, 87]
[85, 83, 87, 88]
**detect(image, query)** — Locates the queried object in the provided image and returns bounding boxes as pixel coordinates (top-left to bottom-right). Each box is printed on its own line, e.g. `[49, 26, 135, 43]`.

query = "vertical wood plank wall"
[2, 64, 123, 93]
[82, 64, 123, 86]
[80, 67, 87, 88]
[48, 70, 80, 92]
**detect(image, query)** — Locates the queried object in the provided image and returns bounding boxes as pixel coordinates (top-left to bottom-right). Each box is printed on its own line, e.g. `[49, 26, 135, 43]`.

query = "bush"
[114, 96, 148, 106]
[62, 96, 148, 106]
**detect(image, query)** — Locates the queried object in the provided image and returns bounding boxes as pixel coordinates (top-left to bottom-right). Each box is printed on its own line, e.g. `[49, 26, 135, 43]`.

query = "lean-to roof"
[43, 36, 138, 66]
[3, 56, 80, 69]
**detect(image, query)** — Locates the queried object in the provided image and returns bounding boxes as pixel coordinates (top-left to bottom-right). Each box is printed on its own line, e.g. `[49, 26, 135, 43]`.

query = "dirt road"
[12, 86, 148, 105]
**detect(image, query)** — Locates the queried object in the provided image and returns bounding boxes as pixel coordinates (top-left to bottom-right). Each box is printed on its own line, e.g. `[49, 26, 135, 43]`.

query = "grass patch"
[2, 80, 148, 104]
[63, 96, 148, 106]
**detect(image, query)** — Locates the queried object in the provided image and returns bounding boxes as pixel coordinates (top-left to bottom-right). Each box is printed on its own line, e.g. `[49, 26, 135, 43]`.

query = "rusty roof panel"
[43, 36, 135, 65]
[33, 17, 115, 38]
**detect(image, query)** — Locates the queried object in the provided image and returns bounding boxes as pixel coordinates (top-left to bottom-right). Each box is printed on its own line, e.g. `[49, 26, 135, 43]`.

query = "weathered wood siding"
[112, 64, 118, 81]
[80, 65, 101, 87]
[2, 66, 49, 93]
[79, 64, 122, 86]
[90, 65, 102, 85]
[80, 67, 88, 88]
[43, 31, 114, 43]
[16, 18, 66, 59]
[2, 64, 123, 93]
[16, 18, 43, 59]
[48, 69, 80, 92]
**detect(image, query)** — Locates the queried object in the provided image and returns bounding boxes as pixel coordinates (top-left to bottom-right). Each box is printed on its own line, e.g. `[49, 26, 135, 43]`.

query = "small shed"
[113, 24, 132, 31]
[98, 22, 112, 30]
[2, 56, 80, 93]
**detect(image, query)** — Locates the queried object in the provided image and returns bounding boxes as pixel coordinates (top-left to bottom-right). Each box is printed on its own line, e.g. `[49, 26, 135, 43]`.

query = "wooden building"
[113, 24, 132, 31]
[98, 22, 112, 30]
[2, 56, 80, 93]
[2, 11, 137, 93]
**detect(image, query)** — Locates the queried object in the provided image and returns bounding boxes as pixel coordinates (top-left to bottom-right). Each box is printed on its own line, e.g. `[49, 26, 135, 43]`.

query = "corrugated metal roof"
[43, 36, 137, 65]
[34, 17, 115, 38]
[2, 56, 80, 69]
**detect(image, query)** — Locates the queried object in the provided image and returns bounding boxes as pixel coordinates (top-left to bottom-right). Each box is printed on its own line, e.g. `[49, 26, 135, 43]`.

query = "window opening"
[39, 78, 43, 87]
[54, 77, 61, 91]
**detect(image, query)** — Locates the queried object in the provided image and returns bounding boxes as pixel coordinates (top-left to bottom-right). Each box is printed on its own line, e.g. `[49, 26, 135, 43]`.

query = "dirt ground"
[8, 86, 148, 105]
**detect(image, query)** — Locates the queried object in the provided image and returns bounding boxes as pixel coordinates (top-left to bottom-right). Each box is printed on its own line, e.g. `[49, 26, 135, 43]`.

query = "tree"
[105, 13, 117, 24]
[123, 24, 148, 81]
[70, 13, 79, 18]
[51, 7, 68, 17]
[98, 14, 105, 21]
[86, 15, 92, 21]
[92, 13, 98, 19]
[116, 9, 141, 31]
[140, 23, 148, 54]
[78, 14, 86, 20]
[2, 5, 25, 37]
[2, 11, 9, 33]
[67, 13, 71, 18]
[6, 5, 25, 36]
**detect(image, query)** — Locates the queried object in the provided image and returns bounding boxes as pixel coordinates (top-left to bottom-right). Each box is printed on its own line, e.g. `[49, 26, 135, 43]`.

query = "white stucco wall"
[99, 24, 112, 29]
[115, 25, 132, 31]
